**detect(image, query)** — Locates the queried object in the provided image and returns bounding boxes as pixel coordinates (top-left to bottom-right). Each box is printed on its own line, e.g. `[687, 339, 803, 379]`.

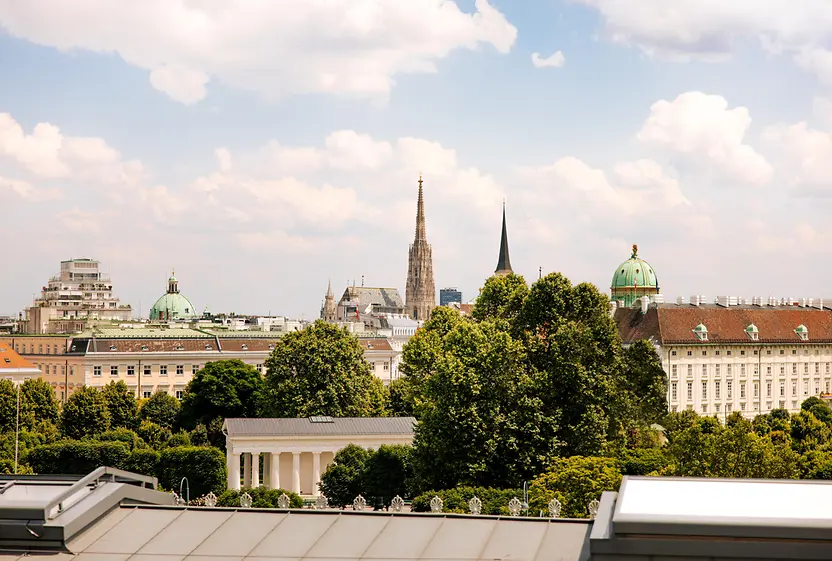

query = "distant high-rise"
[404, 176, 436, 321]
[494, 201, 513, 276]
[440, 288, 463, 307]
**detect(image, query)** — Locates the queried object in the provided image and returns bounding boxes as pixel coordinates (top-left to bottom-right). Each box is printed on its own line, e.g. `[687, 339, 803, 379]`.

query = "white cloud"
[636, 91, 773, 184]
[0, 175, 60, 201]
[575, 0, 832, 85]
[0, 113, 145, 186]
[762, 122, 832, 191]
[531, 50, 566, 68]
[0, 0, 517, 104]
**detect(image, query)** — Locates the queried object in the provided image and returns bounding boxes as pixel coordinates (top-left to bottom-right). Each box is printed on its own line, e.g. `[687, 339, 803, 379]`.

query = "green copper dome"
[610, 244, 660, 308]
[149, 271, 197, 321]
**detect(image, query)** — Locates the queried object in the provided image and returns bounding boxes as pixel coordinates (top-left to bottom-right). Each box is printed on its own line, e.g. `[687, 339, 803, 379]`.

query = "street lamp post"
[14, 381, 20, 474]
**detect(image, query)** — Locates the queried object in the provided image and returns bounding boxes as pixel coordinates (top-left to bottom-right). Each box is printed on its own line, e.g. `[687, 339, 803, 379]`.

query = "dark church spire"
[494, 200, 513, 276]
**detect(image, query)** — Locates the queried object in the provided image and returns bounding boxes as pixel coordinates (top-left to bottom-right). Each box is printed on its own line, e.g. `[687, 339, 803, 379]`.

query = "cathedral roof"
[339, 286, 405, 310]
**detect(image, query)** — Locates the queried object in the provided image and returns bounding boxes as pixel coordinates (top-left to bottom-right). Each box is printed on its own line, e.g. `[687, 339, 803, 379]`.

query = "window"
[741, 364, 746, 376]
[816, 364, 821, 374]
[257, 363, 265, 373]
[192, 364, 199, 375]
[827, 363, 831, 374]
[687, 365, 693, 377]
[701, 404, 707, 413]
[741, 350, 746, 356]
[792, 381, 797, 396]
[715, 380, 721, 400]
[766, 382, 771, 398]
[781, 350, 785, 355]
[828, 381, 831, 393]
[672, 351, 677, 356]
[702, 350, 708, 356]
[815, 380, 820, 394]
[805, 363, 810, 374]
[702, 365, 707, 377]
[727, 364, 733, 375]
[93, 366, 101, 377]
[780, 382, 785, 397]
[160, 365, 168, 376]
[701, 381, 707, 400]
[727, 350, 732, 356]
[727, 380, 733, 399]
[175, 390, 184, 399]
[715, 364, 721, 375]
[793, 349, 798, 355]
[671, 365, 678, 377]
[741, 402, 745, 411]
[384, 362, 390, 371]
[754, 381, 759, 398]
[176, 365, 184, 376]
[742, 382, 747, 398]
[144, 366, 151, 377]
[687, 351, 692, 356]
[142, 391, 152, 399]
[804, 379, 810, 395]
[671, 382, 678, 401]
[781, 366, 785, 375]
[110, 365, 118, 377]
[127, 366, 135, 376]
[38, 344, 42, 353]
[716, 403, 721, 413]
[687, 382, 693, 401]
[793, 364, 798, 374]
[753, 350, 759, 355]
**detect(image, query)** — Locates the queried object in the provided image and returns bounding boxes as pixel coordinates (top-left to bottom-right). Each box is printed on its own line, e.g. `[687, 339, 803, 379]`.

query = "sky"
[2, 1, 832, 319]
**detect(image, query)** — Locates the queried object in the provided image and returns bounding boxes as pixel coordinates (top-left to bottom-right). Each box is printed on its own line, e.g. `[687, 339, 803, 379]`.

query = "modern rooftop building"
[23, 258, 132, 334]
[5, 469, 832, 560]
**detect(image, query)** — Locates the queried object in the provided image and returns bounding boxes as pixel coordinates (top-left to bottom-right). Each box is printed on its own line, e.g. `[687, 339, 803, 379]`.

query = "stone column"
[312, 452, 321, 497]
[292, 452, 301, 494]
[263, 453, 271, 488]
[270, 452, 280, 489]
[243, 452, 251, 488]
[228, 451, 241, 491]
[251, 452, 260, 488]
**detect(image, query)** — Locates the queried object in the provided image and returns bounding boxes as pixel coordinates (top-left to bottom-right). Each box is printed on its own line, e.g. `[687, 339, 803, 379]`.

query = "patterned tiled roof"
[616, 304, 832, 344]
[357, 338, 393, 351]
[224, 416, 416, 437]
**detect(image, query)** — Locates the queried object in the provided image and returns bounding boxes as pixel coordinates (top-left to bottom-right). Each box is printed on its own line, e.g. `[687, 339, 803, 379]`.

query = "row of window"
[671, 363, 832, 377]
[671, 401, 799, 415]
[672, 348, 826, 357]
[93, 364, 198, 377]
[17, 343, 64, 355]
[670, 379, 831, 402]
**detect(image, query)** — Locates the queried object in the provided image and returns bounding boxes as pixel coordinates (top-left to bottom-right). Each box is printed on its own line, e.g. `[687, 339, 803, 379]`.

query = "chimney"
[690, 295, 700, 307]
[653, 294, 665, 304]
[677, 296, 687, 306]
[716, 296, 729, 307]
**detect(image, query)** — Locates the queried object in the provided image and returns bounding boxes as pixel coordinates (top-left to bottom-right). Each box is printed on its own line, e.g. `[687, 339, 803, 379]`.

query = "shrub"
[156, 446, 226, 497]
[125, 448, 161, 477]
[217, 487, 304, 508]
[166, 431, 191, 448]
[93, 428, 148, 450]
[26, 441, 130, 475]
[529, 456, 622, 518]
[411, 487, 522, 515]
[137, 420, 172, 449]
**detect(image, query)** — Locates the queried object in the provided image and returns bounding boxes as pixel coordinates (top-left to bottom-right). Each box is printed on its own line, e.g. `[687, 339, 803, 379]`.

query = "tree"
[802, 396, 832, 424]
[319, 444, 370, 508]
[472, 273, 528, 324]
[260, 321, 387, 417]
[20, 379, 59, 428]
[27, 441, 131, 475]
[529, 456, 623, 518]
[0, 379, 28, 433]
[156, 446, 227, 497]
[61, 386, 110, 440]
[101, 381, 139, 430]
[179, 360, 263, 430]
[363, 445, 412, 507]
[140, 391, 180, 429]
[620, 340, 668, 428]
[410, 319, 557, 491]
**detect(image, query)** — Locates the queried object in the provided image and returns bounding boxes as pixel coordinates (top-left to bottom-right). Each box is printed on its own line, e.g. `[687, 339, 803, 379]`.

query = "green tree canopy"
[363, 444, 413, 507]
[20, 379, 59, 428]
[61, 386, 111, 440]
[260, 321, 387, 417]
[140, 391, 180, 429]
[319, 444, 371, 508]
[0, 380, 28, 433]
[101, 381, 139, 430]
[179, 360, 263, 430]
[472, 273, 529, 324]
[529, 456, 623, 518]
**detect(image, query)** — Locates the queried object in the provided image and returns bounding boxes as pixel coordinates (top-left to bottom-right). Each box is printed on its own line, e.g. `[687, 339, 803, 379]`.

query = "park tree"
[802, 396, 832, 424]
[410, 319, 557, 490]
[101, 381, 139, 430]
[140, 391, 180, 429]
[260, 321, 387, 418]
[20, 379, 59, 428]
[0, 380, 32, 434]
[61, 386, 111, 440]
[179, 360, 263, 429]
[319, 444, 371, 508]
[619, 340, 669, 430]
[363, 445, 412, 507]
[529, 456, 623, 518]
[472, 273, 528, 324]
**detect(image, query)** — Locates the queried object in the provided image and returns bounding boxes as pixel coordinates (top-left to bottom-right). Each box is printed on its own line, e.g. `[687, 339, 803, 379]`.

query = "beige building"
[616, 296, 832, 420]
[0, 329, 400, 399]
[23, 258, 132, 334]
[223, 416, 416, 496]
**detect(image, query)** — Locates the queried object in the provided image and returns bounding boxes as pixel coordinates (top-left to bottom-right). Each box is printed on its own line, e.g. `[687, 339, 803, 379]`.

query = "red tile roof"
[616, 304, 832, 344]
[0, 344, 38, 370]
[358, 338, 393, 351]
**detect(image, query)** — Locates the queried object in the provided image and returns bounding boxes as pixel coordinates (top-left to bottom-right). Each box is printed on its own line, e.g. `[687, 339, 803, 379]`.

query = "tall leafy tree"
[529, 456, 623, 518]
[319, 444, 371, 508]
[363, 445, 413, 507]
[179, 360, 263, 429]
[472, 273, 529, 324]
[21, 379, 59, 428]
[260, 321, 387, 417]
[101, 381, 139, 429]
[0, 380, 29, 434]
[61, 386, 111, 440]
[140, 391, 180, 429]
[620, 340, 669, 428]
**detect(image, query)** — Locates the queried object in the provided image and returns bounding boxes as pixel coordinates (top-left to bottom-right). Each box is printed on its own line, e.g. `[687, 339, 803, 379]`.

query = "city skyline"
[2, 1, 832, 319]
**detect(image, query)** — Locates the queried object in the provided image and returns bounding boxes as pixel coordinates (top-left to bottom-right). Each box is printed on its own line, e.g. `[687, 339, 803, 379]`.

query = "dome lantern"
[150, 269, 196, 321]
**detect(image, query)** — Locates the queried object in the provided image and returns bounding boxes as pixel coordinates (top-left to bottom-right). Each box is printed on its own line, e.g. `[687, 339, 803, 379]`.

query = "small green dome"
[694, 324, 708, 333]
[149, 270, 196, 321]
[796, 324, 808, 333]
[746, 323, 758, 333]
[611, 244, 659, 290]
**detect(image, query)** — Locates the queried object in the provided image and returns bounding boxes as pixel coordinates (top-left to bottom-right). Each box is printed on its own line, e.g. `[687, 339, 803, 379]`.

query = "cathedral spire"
[322, 278, 336, 321]
[414, 175, 426, 241]
[405, 175, 436, 321]
[494, 200, 513, 276]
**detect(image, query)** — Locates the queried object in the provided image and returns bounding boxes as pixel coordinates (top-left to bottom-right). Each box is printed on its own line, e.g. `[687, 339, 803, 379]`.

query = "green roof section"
[149, 270, 198, 321]
[610, 244, 660, 308]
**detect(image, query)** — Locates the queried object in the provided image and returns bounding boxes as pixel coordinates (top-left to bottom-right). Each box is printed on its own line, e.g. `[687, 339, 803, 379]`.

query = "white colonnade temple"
[222, 416, 416, 496]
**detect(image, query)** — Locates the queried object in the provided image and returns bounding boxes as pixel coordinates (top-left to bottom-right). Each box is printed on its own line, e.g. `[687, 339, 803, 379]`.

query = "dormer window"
[796, 324, 809, 341]
[693, 323, 708, 342]
[204, 344, 212, 351]
[268, 344, 275, 350]
[745, 324, 759, 341]
[176, 345, 184, 351]
[109, 345, 116, 351]
[241, 344, 248, 350]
